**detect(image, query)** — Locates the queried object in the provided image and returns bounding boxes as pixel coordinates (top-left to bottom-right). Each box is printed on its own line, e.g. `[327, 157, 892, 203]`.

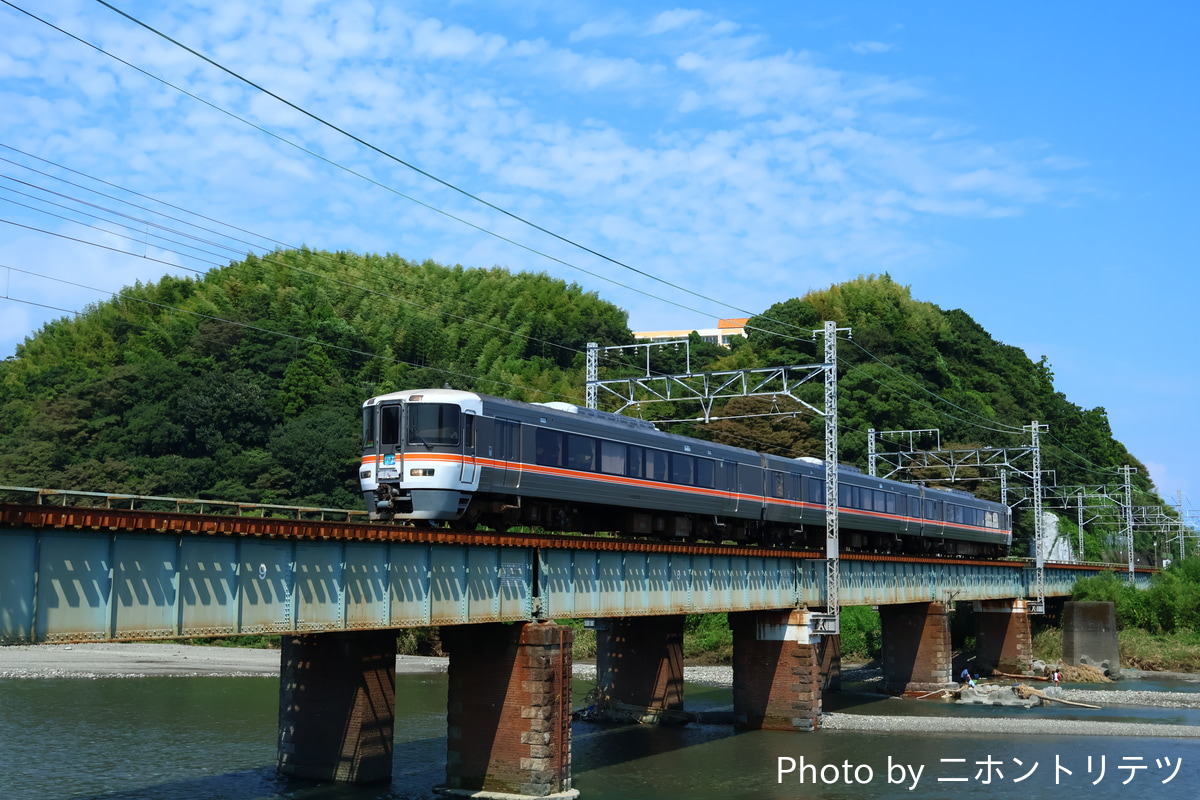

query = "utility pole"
[1178, 490, 1186, 562]
[586, 323, 850, 636]
[586, 342, 599, 410]
[867, 428, 876, 480]
[809, 321, 850, 636]
[1026, 422, 1047, 615]
[1122, 465, 1136, 581]
[1078, 493, 1085, 562]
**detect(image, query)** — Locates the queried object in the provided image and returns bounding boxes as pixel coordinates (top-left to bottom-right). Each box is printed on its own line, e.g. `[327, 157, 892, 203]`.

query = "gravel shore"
[0, 642, 447, 679]
[820, 714, 1200, 738]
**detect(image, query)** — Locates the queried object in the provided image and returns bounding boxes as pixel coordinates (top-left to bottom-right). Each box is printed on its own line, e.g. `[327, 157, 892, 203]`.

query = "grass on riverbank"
[1032, 625, 1200, 673]
[555, 615, 734, 663]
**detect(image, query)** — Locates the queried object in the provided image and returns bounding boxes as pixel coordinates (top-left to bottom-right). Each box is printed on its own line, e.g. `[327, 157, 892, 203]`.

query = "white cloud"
[850, 40, 894, 54]
[647, 9, 706, 35]
[0, 0, 1077, 363]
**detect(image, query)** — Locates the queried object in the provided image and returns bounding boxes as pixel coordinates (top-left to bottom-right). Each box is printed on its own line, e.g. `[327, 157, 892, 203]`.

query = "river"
[1, 671, 1196, 800]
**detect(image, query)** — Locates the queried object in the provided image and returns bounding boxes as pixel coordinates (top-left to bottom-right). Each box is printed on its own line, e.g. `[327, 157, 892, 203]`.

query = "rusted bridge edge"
[0, 502, 1149, 571]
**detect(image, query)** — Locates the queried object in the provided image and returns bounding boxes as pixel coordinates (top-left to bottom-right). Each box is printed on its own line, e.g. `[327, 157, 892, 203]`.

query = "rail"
[0, 485, 370, 523]
[0, 486, 1150, 571]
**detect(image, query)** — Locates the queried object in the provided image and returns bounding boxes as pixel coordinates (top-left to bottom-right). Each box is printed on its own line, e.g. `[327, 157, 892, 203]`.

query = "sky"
[0, 1, 1196, 514]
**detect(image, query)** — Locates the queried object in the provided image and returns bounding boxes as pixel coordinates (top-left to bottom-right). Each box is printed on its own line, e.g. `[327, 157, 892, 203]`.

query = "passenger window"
[627, 446, 644, 478]
[600, 441, 626, 475]
[535, 429, 564, 467]
[770, 471, 786, 498]
[671, 454, 696, 485]
[696, 459, 716, 489]
[567, 435, 596, 471]
[646, 450, 669, 481]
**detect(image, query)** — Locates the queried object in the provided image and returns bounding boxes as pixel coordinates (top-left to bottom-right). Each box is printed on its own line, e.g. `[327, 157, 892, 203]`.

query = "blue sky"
[1, 1, 1196, 514]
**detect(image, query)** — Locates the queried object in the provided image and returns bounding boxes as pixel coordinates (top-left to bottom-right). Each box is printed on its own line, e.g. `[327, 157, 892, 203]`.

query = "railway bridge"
[0, 491, 1149, 798]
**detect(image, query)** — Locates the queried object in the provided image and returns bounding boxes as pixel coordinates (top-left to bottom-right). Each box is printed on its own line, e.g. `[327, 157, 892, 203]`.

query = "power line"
[1, 5, 1155, 487]
[0, 262, 584, 402]
[1, 148, 649, 371]
[88, 0, 766, 321]
[842, 336, 1025, 434]
[0, 2, 733, 323]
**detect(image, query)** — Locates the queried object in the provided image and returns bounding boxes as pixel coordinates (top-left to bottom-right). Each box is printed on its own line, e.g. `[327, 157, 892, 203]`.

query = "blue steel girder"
[0, 522, 1153, 644]
[0, 528, 536, 644]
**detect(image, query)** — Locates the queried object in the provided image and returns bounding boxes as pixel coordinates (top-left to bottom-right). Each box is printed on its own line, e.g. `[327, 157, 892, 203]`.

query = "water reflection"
[0, 672, 1195, 800]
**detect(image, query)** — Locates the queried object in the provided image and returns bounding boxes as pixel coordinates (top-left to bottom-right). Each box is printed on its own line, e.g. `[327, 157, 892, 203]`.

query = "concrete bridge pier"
[973, 598, 1032, 675]
[730, 609, 840, 731]
[277, 630, 397, 783]
[594, 615, 685, 718]
[879, 602, 952, 694]
[1063, 600, 1121, 677]
[441, 621, 576, 798]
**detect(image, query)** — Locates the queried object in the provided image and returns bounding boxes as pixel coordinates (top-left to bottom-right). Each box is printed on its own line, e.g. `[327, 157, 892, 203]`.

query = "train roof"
[363, 387, 483, 406]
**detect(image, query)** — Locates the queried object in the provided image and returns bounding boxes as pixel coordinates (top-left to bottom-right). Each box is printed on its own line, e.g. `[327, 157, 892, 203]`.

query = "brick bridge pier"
[272, 600, 1120, 796]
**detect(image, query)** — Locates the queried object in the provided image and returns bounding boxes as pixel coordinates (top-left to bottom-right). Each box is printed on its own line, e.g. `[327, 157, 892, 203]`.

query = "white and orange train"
[359, 388, 1012, 556]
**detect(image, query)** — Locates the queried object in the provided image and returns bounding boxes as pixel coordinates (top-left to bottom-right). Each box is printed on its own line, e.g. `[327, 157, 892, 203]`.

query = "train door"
[494, 419, 522, 489]
[460, 411, 477, 483]
[907, 493, 922, 535]
[724, 461, 739, 512]
[378, 401, 403, 475]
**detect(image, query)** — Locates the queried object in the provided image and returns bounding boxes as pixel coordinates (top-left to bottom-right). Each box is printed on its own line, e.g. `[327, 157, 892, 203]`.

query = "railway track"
[0, 494, 1142, 571]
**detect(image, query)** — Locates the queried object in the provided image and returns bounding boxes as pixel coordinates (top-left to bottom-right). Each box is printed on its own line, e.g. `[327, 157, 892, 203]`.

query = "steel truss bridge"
[0, 490, 1151, 644]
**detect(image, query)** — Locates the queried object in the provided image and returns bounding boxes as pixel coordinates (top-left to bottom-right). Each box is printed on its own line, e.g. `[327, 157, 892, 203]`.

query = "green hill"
[0, 249, 630, 506]
[0, 255, 1163, 558]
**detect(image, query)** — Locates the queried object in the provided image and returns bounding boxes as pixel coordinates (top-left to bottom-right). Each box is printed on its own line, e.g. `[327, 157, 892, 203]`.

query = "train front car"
[360, 389, 482, 522]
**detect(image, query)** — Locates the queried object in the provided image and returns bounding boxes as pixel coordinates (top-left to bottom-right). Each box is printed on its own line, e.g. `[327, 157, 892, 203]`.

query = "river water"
[1, 671, 1196, 800]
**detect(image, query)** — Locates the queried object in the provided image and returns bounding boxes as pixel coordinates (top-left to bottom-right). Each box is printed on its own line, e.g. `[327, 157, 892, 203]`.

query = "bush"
[1074, 557, 1200, 634]
[683, 613, 733, 661]
[838, 606, 881, 662]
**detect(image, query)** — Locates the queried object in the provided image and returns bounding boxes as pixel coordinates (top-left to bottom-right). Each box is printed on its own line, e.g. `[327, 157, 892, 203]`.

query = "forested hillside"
[0, 250, 630, 507]
[0, 254, 1161, 556]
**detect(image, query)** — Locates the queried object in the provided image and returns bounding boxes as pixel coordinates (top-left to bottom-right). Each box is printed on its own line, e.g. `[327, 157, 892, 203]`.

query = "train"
[359, 388, 1012, 557]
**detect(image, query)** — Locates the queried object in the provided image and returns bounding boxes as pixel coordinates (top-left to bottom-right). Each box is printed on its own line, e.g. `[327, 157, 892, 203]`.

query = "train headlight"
[360, 470, 372, 479]
[410, 468, 435, 476]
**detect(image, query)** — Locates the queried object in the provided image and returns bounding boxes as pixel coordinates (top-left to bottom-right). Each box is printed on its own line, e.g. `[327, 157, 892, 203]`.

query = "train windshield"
[362, 407, 376, 448]
[363, 403, 403, 450]
[408, 403, 461, 448]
